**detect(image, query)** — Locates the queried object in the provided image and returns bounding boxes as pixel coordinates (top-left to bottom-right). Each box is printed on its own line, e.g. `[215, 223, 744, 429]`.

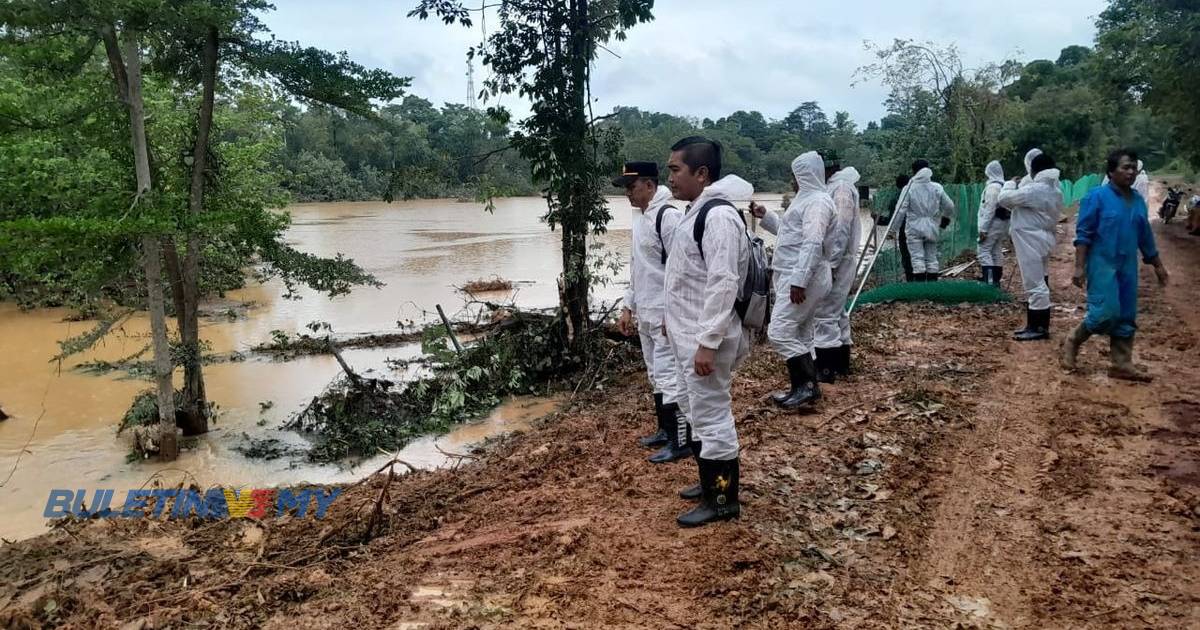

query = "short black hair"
[911, 159, 930, 174]
[819, 149, 841, 173]
[1105, 148, 1138, 175]
[895, 174, 910, 189]
[670, 136, 722, 180]
[1030, 153, 1056, 176]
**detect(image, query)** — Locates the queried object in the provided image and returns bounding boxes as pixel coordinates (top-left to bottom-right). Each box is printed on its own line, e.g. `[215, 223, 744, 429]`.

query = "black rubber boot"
[648, 403, 691, 464]
[679, 438, 702, 500]
[677, 457, 740, 528]
[837, 344, 852, 376]
[927, 271, 939, 281]
[637, 393, 669, 448]
[1014, 308, 1051, 341]
[777, 353, 821, 410]
[979, 266, 992, 284]
[815, 347, 837, 384]
[992, 266, 1004, 287]
[771, 355, 805, 403]
[1013, 307, 1032, 336]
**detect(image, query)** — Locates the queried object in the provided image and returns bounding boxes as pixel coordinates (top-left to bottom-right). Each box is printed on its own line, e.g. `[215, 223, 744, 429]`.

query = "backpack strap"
[692, 199, 742, 261]
[655, 204, 675, 265]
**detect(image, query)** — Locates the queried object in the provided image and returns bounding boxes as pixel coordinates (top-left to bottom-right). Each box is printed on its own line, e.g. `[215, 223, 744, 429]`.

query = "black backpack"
[692, 199, 770, 331]
[654, 204, 675, 265]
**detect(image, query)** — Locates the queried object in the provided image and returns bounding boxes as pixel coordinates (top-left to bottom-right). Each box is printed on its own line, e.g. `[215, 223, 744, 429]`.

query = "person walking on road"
[1062, 149, 1170, 381]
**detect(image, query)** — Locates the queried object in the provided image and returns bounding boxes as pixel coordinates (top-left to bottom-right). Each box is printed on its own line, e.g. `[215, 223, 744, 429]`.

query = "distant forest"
[277, 43, 1181, 202]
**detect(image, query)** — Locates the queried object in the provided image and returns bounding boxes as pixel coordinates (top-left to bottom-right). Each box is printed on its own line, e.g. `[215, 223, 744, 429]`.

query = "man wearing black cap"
[614, 161, 689, 464]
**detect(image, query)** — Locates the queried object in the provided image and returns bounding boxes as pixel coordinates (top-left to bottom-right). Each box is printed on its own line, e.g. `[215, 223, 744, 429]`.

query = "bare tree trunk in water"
[177, 25, 219, 436]
[102, 28, 178, 460]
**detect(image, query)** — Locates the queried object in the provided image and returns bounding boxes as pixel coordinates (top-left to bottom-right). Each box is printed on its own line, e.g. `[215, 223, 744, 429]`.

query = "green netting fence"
[862, 173, 1103, 289]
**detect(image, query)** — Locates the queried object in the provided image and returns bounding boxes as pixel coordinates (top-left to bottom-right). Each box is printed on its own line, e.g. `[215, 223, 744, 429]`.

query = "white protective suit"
[664, 174, 753, 461]
[1019, 148, 1043, 188]
[626, 185, 683, 404]
[895, 167, 955, 274]
[814, 167, 862, 349]
[764, 152, 836, 361]
[998, 168, 1063, 311]
[1134, 160, 1150, 202]
[977, 161, 1009, 268]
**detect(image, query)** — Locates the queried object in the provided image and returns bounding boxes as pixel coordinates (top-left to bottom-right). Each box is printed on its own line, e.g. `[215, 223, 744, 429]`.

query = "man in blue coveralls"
[1061, 149, 1170, 381]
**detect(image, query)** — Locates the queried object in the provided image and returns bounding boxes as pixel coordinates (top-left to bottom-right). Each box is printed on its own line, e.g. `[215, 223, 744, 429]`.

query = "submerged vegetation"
[282, 307, 638, 464]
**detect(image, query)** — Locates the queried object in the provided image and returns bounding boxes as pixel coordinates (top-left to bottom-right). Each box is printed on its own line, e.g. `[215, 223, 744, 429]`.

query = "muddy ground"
[2, 204, 1198, 629]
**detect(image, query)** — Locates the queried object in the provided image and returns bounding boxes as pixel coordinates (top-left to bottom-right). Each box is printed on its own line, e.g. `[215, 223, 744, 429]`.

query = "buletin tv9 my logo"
[43, 487, 342, 520]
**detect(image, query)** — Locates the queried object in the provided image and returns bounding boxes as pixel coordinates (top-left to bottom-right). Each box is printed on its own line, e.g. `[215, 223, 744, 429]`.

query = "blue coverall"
[1073, 184, 1159, 339]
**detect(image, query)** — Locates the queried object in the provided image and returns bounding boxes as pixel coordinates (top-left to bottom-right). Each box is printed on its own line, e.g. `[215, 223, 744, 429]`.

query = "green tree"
[1095, 0, 1200, 166]
[0, 0, 405, 449]
[411, 0, 654, 351]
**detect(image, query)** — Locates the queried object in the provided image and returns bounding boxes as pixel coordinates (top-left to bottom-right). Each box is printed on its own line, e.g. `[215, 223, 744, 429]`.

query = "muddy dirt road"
[2, 212, 1198, 628]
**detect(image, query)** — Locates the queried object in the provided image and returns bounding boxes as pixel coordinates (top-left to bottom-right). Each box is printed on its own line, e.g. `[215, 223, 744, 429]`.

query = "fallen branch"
[363, 464, 396, 542]
[437, 304, 464, 354]
[815, 391, 898, 428]
[326, 338, 363, 386]
[435, 443, 480, 461]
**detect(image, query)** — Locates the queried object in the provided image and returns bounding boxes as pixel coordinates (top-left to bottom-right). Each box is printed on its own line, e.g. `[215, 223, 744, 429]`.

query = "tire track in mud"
[894, 214, 1200, 628]
[894, 332, 1064, 628]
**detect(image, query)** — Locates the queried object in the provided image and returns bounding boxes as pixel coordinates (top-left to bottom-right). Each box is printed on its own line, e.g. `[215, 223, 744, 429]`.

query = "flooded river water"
[2, 194, 801, 541]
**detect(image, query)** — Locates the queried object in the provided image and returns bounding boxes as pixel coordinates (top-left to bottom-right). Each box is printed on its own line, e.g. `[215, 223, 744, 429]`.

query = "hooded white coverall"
[664, 175, 752, 461]
[814, 167, 862, 349]
[626, 185, 684, 405]
[762, 152, 836, 361]
[1019, 148, 1043, 189]
[1134, 160, 1150, 202]
[978, 161, 1009, 268]
[998, 168, 1063, 311]
[895, 167, 955, 275]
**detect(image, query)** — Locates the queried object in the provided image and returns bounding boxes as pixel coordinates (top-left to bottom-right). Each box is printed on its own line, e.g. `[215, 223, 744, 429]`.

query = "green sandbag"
[852, 279, 1011, 307]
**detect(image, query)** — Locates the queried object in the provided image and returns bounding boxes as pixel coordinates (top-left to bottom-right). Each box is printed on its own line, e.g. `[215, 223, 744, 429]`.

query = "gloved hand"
[876, 214, 890, 226]
[939, 217, 951, 229]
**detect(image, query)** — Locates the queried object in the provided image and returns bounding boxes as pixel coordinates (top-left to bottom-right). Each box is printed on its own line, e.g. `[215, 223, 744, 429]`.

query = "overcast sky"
[262, 0, 1109, 126]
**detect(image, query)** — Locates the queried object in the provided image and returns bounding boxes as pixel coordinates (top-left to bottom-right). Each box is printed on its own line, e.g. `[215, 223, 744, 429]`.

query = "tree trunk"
[559, 0, 591, 352]
[103, 30, 179, 461]
[177, 25, 219, 437]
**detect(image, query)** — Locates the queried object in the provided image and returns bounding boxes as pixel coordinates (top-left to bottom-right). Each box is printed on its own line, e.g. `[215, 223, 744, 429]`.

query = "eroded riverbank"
[3, 205, 1196, 628]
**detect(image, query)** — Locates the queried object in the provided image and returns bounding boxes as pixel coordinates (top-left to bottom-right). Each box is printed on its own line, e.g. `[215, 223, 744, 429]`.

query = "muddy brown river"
[2, 195, 805, 541]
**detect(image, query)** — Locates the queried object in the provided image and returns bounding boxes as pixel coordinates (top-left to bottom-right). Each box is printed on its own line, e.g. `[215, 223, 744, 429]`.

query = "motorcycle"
[1159, 187, 1182, 223]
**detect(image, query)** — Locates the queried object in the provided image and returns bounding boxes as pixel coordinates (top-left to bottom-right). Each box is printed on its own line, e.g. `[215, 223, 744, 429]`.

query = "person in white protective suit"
[613, 161, 690, 464]
[977, 161, 1010, 286]
[1019, 148, 1055, 292]
[999, 152, 1064, 341]
[663, 136, 752, 528]
[749, 151, 836, 409]
[813, 163, 861, 383]
[895, 160, 955, 280]
[1133, 160, 1150, 201]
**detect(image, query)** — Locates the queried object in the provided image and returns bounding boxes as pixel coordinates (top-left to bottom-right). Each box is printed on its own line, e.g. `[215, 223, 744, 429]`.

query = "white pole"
[848, 185, 911, 314]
